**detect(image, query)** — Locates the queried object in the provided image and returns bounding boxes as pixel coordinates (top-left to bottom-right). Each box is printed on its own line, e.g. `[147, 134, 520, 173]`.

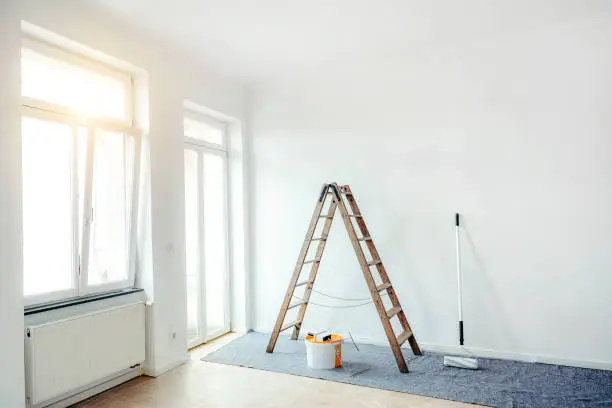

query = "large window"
[21, 37, 140, 305]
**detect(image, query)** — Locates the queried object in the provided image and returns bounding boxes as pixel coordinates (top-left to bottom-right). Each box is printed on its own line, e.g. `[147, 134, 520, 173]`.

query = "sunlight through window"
[21, 38, 140, 305]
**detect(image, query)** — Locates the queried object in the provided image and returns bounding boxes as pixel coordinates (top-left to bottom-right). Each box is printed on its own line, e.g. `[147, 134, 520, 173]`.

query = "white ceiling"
[89, 0, 611, 80]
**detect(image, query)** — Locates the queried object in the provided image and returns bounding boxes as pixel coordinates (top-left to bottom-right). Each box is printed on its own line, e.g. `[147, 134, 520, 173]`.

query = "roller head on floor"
[443, 356, 479, 370]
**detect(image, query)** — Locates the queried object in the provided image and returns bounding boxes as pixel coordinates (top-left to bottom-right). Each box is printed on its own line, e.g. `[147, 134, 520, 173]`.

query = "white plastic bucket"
[304, 334, 343, 369]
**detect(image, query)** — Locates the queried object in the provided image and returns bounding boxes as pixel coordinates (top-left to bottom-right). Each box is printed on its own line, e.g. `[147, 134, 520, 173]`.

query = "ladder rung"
[377, 282, 392, 291]
[303, 258, 321, 264]
[295, 280, 312, 287]
[367, 260, 381, 266]
[358, 237, 372, 241]
[287, 300, 307, 310]
[280, 320, 300, 332]
[327, 190, 351, 195]
[397, 329, 413, 346]
[348, 214, 362, 218]
[386, 306, 402, 318]
[311, 237, 326, 241]
[319, 215, 333, 219]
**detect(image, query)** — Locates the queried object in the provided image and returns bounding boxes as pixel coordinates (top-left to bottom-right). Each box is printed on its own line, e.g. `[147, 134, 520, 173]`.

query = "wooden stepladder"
[266, 183, 421, 373]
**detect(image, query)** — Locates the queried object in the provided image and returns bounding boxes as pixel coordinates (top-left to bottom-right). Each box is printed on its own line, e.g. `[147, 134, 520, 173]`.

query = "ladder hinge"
[328, 184, 341, 200]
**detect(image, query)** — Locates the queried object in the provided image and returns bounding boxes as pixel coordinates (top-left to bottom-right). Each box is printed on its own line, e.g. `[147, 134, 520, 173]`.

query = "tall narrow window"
[22, 118, 75, 298]
[21, 35, 140, 305]
[183, 109, 230, 348]
[184, 149, 201, 343]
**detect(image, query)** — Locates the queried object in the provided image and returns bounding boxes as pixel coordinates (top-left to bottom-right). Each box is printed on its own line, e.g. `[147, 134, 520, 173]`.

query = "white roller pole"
[455, 213, 464, 346]
[444, 212, 479, 369]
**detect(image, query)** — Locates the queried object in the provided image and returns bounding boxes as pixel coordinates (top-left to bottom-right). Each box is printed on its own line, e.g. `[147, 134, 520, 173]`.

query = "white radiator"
[25, 302, 146, 407]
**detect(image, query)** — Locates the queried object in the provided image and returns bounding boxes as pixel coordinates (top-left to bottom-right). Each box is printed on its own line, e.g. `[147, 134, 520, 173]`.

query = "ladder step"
[386, 306, 402, 318]
[367, 260, 382, 266]
[358, 237, 372, 241]
[319, 215, 333, 219]
[311, 237, 326, 241]
[303, 258, 321, 264]
[327, 190, 352, 195]
[397, 329, 413, 346]
[287, 300, 307, 310]
[377, 282, 392, 291]
[348, 214, 363, 218]
[295, 280, 312, 287]
[280, 320, 301, 332]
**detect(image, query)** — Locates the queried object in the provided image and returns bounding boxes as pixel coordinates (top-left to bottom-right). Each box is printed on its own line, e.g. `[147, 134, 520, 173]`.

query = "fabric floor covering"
[202, 332, 612, 408]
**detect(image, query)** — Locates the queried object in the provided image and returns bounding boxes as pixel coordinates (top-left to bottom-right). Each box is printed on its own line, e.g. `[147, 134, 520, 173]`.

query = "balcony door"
[184, 112, 230, 348]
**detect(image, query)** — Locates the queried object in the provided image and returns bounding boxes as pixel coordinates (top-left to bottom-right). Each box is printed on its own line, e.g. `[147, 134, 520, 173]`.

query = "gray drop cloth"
[202, 332, 612, 408]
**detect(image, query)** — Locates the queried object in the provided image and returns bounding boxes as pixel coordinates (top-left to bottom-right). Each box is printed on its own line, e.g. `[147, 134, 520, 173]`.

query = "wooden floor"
[73, 334, 483, 408]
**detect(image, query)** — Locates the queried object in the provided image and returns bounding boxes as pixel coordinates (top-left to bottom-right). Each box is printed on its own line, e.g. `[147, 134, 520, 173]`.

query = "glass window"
[184, 116, 225, 145]
[202, 151, 228, 336]
[184, 149, 201, 345]
[21, 47, 130, 122]
[21, 36, 140, 304]
[86, 130, 133, 286]
[22, 117, 76, 297]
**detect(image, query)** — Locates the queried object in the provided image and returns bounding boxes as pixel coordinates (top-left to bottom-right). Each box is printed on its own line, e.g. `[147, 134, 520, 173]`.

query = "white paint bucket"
[304, 334, 343, 369]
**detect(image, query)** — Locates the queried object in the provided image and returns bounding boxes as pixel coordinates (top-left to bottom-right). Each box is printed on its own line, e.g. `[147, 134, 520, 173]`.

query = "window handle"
[84, 208, 94, 225]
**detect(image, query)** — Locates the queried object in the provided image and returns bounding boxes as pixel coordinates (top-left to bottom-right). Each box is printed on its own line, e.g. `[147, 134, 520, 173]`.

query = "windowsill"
[24, 287, 144, 316]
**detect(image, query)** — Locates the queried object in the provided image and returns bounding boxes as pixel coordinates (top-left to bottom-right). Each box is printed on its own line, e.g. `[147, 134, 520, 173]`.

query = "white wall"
[248, 14, 612, 368]
[19, 0, 246, 376]
[0, 2, 26, 406]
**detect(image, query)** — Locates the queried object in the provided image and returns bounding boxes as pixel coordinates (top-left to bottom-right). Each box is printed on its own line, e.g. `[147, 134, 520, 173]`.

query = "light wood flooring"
[73, 333, 483, 408]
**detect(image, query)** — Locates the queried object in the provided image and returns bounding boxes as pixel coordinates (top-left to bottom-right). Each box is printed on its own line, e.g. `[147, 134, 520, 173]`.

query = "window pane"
[87, 130, 131, 285]
[184, 117, 224, 145]
[21, 47, 128, 121]
[203, 152, 228, 336]
[184, 149, 201, 344]
[22, 117, 75, 296]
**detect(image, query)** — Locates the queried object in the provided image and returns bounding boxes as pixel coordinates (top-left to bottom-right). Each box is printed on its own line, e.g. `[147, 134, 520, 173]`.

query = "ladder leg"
[343, 184, 421, 355]
[335, 183, 415, 372]
[267, 184, 329, 353]
[407, 333, 422, 355]
[381, 317, 409, 373]
[291, 201, 337, 340]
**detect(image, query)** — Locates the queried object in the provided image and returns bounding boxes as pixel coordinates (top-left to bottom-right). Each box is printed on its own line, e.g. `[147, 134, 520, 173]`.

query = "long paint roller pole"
[444, 212, 479, 369]
[456, 213, 464, 346]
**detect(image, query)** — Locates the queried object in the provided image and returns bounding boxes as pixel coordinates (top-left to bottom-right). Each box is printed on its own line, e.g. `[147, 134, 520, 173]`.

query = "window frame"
[21, 36, 141, 306]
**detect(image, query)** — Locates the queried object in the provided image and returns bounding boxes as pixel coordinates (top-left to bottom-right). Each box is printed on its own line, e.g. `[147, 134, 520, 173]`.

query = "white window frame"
[21, 36, 141, 306]
[183, 109, 231, 347]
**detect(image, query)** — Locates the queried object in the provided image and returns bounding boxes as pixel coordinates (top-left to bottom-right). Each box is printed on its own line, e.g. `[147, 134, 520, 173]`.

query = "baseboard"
[418, 343, 612, 371]
[417, 342, 536, 362]
[283, 328, 612, 371]
[35, 366, 142, 408]
[143, 355, 190, 377]
[533, 354, 612, 371]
